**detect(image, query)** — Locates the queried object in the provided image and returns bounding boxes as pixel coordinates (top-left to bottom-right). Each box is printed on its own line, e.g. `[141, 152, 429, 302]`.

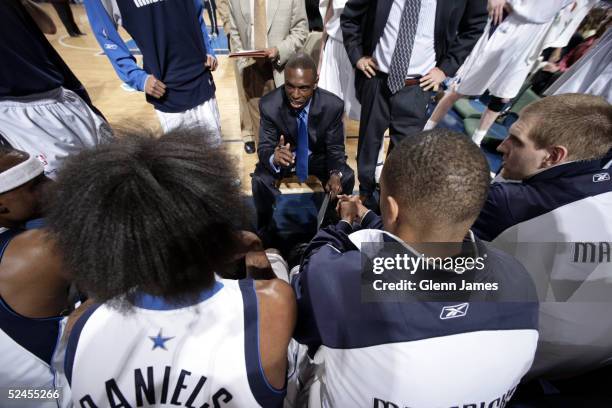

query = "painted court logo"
[439, 303, 469, 320]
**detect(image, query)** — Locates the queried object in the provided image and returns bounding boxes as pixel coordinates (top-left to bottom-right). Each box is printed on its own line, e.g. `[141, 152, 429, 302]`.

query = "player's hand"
[356, 56, 379, 79]
[144, 75, 167, 99]
[325, 173, 342, 200]
[264, 47, 279, 61]
[336, 196, 358, 223]
[420, 67, 446, 91]
[205, 54, 218, 71]
[488, 0, 507, 26]
[337, 195, 370, 223]
[273, 135, 294, 167]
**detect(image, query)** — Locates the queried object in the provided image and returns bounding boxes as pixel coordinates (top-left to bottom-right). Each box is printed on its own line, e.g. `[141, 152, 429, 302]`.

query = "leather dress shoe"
[244, 141, 256, 154]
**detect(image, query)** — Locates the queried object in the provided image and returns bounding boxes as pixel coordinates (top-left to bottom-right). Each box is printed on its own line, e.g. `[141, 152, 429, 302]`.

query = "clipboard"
[316, 193, 331, 230]
[228, 50, 268, 58]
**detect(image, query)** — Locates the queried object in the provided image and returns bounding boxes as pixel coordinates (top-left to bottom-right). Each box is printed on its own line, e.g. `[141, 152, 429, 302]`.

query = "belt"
[404, 77, 421, 87]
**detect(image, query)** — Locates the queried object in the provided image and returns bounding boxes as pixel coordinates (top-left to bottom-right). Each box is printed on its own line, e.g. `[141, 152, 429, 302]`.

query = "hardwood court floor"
[42, 4, 377, 194]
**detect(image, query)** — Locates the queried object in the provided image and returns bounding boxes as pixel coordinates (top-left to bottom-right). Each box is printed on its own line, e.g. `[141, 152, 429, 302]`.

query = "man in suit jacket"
[341, 0, 488, 208]
[229, 0, 308, 153]
[251, 53, 355, 244]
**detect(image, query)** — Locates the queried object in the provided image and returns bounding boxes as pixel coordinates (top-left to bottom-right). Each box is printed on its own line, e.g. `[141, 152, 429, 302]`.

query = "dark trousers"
[357, 72, 431, 196]
[51, 1, 82, 36]
[251, 155, 355, 238]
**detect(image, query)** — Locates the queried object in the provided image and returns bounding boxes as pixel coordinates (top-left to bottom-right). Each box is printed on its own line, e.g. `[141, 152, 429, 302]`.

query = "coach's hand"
[273, 135, 294, 167]
[264, 47, 279, 61]
[326, 174, 342, 200]
[144, 75, 166, 99]
[420, 67, 445, 92]
[205, 54, 218, 71]
[356, 56, 378, 79]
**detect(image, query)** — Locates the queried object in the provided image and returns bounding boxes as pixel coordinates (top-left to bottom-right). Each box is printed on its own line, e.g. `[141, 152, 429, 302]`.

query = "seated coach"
[251, 52, 354, 243]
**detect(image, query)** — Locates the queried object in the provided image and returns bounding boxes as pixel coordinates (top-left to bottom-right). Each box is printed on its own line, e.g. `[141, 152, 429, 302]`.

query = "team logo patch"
[593, 173, 610, 183]
[149, 329, 174, 350]
[440, 303, 469, 320]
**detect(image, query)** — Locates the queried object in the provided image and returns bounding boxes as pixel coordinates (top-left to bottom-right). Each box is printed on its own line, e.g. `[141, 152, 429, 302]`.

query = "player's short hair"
[285, 52, 317, 75]
[381, 129, 490, 226]
[46, 128, 247, 308]
[521, 94, 612, 161]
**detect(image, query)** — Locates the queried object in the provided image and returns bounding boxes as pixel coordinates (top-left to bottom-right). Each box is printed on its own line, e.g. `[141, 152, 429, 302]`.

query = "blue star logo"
[149, 329, 174, 351]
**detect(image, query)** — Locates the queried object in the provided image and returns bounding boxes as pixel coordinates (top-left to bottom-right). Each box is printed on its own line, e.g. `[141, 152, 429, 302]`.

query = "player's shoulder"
[255, 279, 296, 309]
[2, 229, 58, 268]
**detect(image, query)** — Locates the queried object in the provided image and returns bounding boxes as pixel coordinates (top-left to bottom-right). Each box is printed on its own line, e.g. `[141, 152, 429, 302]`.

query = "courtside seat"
[453, 98, 486, 119]
[463, 117, 508, 149]
[510, 88, 540, 115]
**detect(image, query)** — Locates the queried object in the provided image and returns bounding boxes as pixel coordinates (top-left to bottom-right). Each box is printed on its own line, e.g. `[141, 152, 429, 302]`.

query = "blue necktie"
[296, 109, 309, 182]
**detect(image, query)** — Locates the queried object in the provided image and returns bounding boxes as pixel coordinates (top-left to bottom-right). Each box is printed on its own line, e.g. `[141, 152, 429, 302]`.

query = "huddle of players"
[1, 2, 612, 408]
[1, 92, 610, 407]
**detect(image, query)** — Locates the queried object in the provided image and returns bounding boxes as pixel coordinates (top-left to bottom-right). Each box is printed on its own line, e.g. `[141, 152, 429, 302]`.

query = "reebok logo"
[440, 303, 469, 320]
[133, 0, 166, 8]
[593, 173, 610, 183]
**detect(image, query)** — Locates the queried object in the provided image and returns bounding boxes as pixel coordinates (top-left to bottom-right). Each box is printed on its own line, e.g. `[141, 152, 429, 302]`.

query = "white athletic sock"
[472, 129, 487, 145]
[423, 119, 438, 131]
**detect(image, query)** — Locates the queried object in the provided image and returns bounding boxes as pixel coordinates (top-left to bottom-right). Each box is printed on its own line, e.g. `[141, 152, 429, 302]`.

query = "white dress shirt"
[373, 0, 437, 77]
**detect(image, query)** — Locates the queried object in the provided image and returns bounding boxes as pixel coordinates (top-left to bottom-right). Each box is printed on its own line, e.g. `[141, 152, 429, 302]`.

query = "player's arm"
[0, 229, 70, 319]
[194, 0, 217, 70]
[21, 0, 56, 34]
[83, 0, 150, 92]
[256, 279, 297, 389]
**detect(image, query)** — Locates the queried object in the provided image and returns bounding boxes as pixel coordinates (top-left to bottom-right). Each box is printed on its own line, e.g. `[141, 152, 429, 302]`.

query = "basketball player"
[84, 0, 222, 139]
[0, 0, 112, 178]
[52, 129, 296, 407]
[293, 129, 539, 407]
[0, 147, 72, 408]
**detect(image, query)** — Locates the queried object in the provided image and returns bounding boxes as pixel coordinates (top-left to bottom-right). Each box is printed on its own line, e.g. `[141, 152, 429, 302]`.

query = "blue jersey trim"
[0, 297, 63, 366]
[65, 303, 101, 386]
[0, 228, 22, 259]
[295, 232, 539, 350]
[239, 279, 285, 408]
[131, 281, 224, 310]
[474, 152, 612, 241]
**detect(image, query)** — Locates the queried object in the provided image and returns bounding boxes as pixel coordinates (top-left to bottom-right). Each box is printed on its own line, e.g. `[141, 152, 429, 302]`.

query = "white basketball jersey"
[66, 279, 285, 407]
[0, 229, 70, 408]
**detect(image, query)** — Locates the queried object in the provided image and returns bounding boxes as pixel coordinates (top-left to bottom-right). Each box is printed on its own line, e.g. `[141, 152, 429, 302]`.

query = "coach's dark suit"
[341, 0, 488, 200]
[252, 86, 354, 239]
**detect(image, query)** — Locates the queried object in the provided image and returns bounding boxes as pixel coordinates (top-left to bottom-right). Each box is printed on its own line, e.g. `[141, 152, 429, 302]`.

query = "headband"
[0, 155, 44, 194]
